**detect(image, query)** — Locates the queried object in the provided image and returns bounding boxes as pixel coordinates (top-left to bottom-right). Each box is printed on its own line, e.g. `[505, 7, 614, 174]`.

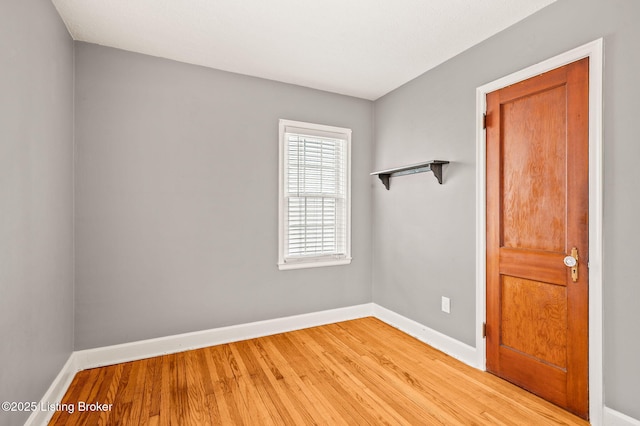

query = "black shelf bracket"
[371, 160, 449, 189]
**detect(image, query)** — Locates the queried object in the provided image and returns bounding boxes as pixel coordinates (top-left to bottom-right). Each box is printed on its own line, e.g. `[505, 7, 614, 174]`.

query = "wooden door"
[486, 58, 589, 419]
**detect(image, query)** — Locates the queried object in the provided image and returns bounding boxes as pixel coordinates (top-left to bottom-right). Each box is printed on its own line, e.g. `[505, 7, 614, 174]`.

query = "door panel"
[501, 84, 567, 252]
[500, 276, 567, 368]
[486, 58, 589, 419]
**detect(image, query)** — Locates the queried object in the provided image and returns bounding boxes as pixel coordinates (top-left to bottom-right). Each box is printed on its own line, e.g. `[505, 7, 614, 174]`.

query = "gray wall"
[372, 0, 640, 419]
[0, 1, 75, 425]
[73, 43, 374, 350]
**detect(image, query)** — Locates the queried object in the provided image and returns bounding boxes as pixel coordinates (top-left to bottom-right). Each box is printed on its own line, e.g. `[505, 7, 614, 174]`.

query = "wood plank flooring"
[49, 317, 589, 425]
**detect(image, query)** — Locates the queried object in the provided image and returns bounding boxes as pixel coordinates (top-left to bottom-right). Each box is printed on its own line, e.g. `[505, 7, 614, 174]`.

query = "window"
[278, 119, 352, 270]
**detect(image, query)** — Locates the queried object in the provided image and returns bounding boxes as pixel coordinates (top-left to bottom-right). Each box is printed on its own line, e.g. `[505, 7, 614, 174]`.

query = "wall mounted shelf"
[371, 160, 449, 189]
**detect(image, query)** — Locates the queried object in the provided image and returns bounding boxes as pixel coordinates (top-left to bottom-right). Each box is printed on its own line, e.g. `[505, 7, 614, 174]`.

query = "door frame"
[475, 39, 603, 423]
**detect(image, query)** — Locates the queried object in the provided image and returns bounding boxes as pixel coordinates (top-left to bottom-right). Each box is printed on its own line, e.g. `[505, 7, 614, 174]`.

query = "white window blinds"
[279, 120, 351, 269]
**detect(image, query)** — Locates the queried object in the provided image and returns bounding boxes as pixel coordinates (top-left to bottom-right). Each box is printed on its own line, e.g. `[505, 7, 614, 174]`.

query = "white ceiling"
[52, 0, 555, 100]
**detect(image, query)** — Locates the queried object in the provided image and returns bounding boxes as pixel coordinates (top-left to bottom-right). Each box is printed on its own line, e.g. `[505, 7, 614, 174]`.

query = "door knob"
[564, 247, 579, 282]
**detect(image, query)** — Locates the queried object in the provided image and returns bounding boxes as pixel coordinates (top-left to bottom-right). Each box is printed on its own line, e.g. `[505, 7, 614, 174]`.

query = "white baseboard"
[604, 407, 640, 426]
[372, 303, 479, 368]
[74, 303, 374, 370]
[29, 302, 638, 426]
[24, 353, 80, 426]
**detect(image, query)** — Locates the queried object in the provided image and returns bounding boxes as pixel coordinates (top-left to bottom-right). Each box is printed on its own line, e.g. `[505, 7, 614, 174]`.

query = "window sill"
[278, 258, 352, 271]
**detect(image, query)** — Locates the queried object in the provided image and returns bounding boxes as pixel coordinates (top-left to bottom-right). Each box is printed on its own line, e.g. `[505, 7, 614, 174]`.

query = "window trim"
[278, 119, 352, 270]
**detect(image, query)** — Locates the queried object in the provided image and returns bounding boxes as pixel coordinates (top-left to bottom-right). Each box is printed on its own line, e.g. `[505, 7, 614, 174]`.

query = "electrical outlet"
[441, 296, 451, 314]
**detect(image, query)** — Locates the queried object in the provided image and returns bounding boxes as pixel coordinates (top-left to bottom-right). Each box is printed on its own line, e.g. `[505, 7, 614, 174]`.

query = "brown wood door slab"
[486, 58, 589, 419]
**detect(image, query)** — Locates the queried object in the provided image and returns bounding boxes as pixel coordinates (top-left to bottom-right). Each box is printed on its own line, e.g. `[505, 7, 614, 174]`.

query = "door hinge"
[482, 322, 487, 338]
[483, 113, 487, 129]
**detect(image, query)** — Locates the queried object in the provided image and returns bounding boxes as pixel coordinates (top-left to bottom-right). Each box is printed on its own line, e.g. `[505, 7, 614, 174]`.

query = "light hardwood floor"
[49, 317, 589, 425]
